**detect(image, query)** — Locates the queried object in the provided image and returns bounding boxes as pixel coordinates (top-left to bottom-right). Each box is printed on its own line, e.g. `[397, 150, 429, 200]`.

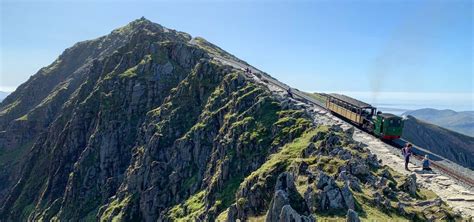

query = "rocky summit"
[0, 18, 461, 221]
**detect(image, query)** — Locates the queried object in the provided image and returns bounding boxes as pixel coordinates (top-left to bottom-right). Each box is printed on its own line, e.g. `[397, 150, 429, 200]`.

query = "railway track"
[211, 54, 474, 188]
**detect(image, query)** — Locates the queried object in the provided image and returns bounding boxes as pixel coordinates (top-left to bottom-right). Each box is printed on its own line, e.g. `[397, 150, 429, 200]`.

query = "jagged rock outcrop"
[399, 174, 417, 196]
[266, 190, 290, 222]
[265, 172, 312, 222]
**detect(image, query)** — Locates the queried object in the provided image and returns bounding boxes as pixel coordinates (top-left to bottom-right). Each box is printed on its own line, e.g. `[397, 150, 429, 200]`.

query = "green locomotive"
[325, 94, 403, 140]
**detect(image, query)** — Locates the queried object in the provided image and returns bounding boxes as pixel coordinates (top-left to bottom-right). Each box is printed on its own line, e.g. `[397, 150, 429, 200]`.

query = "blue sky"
[1, 0, 472, 109]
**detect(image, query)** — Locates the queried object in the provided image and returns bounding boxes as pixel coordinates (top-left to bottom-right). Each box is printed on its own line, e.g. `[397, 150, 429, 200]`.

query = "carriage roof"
[327, 93, 374, 109]
[378, 113, 400, 119]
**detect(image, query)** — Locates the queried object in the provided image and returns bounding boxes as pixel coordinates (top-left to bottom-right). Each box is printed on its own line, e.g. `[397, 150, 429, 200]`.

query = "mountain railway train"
[325, 93, 404, 140]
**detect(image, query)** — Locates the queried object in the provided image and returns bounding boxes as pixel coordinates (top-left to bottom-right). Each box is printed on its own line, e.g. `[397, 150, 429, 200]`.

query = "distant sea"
[320, 91, 474, 116]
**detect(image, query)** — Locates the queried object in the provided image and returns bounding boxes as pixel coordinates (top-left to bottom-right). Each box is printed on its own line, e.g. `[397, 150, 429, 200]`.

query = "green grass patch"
[214, 176, 244, 211]
[119, 66, 138, 78]
[245, 126, 327, 183]
[0, 99, 21, 116]
[99, 195, 132, 222]
[167, 190, 206, 221]
[16, 114, 29, 121]
[316, 156, 347, 176]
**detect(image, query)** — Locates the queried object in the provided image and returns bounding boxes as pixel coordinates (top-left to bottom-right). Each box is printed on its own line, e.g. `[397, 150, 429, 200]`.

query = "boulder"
[329, 147, 342, 156]
[364, 174, 378, 187]
[316, 171, 335, 189]
[344, 127, 355, 139]
[341, 183, 355, 210]
[380, 168, 392, 179]
[376, 177, 388, 188]
[399, 174, 417, 196]
[348, 159, 369, 176]
[266, 190, 290, 222]
[338, 149, 352, 160]
[382, 186, 397, 199]
[301, 143, 317, 158]
[373, 191, 383, 206]
[330, 125, 343, 132]
[325, 133, 341, 147]
[348, 177, 362, 192]
[298, 162, 309, 175]
[275, 172, 296, 193]
[397, 202, 406, 215]
[310, 131, 327, 142]
[278, 205, 315, 222]
[383, 199, 391, 209]
[366, 153, 380, 168]
[346, 209, 360, 222]
[322, 186, 344, 210]
[414, 198, 443, 207]
[304, 187, 319, 213]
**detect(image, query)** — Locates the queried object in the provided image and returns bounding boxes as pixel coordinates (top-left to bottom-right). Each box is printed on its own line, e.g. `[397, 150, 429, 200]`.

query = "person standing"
[402, 143, 413, 171]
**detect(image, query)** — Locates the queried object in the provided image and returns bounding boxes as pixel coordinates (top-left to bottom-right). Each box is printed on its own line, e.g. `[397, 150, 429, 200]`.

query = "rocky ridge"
[0, 18, 464, 221]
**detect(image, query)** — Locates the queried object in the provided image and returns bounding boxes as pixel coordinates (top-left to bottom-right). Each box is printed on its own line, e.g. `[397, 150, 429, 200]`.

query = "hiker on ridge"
[402, 143, 413, 171]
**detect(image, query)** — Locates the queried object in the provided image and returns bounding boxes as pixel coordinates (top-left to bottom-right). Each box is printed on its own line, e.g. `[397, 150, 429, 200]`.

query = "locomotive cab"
[373, 113, 403, 140]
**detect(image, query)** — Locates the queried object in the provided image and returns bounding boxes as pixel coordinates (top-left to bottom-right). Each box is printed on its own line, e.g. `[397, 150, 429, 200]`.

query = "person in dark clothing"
[287, 88, 293, 98]
[402, 143, 413, 171]
[422, 155, 432, 171]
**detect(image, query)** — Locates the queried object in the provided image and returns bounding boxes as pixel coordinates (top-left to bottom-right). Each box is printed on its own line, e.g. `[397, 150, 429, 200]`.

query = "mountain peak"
[129, 16, 154, 27]
[122, 16, 160, 31]
[109, 18, 192, 42]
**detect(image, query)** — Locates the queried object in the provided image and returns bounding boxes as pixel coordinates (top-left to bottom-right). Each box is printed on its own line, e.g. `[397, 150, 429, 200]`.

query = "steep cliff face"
[0, 18, 459, 221]
[0, 18, 193, 203]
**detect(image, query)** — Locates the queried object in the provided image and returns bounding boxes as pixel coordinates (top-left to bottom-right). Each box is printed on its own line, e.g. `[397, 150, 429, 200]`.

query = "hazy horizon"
[318, 91, 473, 113]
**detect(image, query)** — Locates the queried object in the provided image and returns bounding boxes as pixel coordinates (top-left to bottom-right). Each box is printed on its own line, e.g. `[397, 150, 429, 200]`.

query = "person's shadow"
[414, 169, 434, 174]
